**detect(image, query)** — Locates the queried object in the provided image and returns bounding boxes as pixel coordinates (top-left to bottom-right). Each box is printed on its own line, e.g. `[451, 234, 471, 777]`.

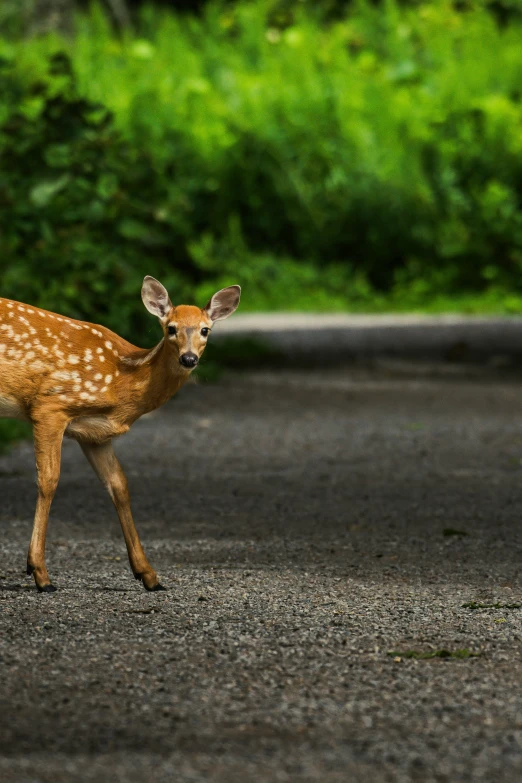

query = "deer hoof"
[145, 583, 167, 592]
[37, 584, 57, 593]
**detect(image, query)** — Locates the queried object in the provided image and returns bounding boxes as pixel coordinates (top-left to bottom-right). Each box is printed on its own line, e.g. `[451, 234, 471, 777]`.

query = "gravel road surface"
[0, 365, 521, 782]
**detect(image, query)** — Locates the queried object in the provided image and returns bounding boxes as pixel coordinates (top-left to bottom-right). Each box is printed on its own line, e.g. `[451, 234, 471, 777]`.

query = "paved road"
[0, 366, 521, 782]
[216, 313, 522, 360]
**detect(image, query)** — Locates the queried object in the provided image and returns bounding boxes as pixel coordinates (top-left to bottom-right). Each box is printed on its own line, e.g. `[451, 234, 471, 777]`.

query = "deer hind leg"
[27, 413, 68, 592]
[80, 440, 165, 591]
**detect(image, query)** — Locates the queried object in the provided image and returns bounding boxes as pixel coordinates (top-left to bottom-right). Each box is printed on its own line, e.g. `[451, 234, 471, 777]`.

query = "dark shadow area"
[0, 583, 29, 592]
[0, 371, 520, 782]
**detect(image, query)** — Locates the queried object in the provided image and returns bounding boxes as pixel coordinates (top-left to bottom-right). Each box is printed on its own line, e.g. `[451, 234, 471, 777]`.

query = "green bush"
[2, 0, 522, 324]
[0, 52, 204, 340]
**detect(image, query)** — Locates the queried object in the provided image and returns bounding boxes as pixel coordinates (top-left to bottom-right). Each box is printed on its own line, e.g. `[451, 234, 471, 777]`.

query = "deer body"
[0, 278, 241, 592]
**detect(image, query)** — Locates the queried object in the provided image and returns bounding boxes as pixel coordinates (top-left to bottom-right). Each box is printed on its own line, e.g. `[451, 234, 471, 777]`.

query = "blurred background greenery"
[2, 0, 522, 341]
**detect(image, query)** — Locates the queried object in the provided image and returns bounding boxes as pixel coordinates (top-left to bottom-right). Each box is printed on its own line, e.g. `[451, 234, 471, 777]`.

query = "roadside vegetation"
[2, 1, 522, 332]
[3, 0, 522, 446]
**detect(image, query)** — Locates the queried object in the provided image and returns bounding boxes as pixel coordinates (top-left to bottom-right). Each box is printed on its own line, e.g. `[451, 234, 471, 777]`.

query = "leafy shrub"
[59, 1, 522, 298]
[0, 52, 203, 341]
[2, 0, 522, 324]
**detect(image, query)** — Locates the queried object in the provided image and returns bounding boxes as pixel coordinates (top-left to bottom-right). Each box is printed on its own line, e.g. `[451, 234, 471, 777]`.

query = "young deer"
[0, 277, 241, 592]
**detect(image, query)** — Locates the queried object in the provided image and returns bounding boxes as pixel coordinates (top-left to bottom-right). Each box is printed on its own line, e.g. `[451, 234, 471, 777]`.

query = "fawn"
[0, 277, 241, 592]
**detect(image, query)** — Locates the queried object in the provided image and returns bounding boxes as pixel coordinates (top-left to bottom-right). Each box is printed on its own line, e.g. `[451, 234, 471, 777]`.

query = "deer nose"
[180, 352, 198, 368]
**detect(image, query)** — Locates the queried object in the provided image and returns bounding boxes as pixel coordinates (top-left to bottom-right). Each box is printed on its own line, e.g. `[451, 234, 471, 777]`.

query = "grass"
[0, 420, 32, 452]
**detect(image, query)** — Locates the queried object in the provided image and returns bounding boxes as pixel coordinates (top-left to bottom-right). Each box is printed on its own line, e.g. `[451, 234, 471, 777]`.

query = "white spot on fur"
[73, 384, 81, 392]
[7, 303, 13, 309]
[68, 354, 79, 364]
[38, 311, 45, 317]
[80, 392, 89, 400]
[94, 373, 103, 381]
[27, 308, 34, 314]
[105, 341, 112, 349]
[17, 306, 25, 312]
[85, 365, 92, 371]
[104, 374, 112, 384]
[96, 347, 103, 354]
[25, 351, 35, 360]
[100, 386, 108, 393]
[99, 356, 105, 362]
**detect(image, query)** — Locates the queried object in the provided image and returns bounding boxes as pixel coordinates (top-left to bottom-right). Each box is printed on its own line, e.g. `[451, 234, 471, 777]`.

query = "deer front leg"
[27, 414, 68, 592]
[80, 440, 165, 591]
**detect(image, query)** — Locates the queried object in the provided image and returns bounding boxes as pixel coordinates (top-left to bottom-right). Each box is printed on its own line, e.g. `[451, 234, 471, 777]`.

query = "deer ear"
[204, 285, 241, 322]
[141, 276, 172, 319]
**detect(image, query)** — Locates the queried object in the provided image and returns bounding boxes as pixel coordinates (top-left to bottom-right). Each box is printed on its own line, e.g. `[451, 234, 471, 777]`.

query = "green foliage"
[2, 0, 522, 335]
[65, 0, 522, 301]
[0, 420, 32, 452]
[0, 52, 202, 341]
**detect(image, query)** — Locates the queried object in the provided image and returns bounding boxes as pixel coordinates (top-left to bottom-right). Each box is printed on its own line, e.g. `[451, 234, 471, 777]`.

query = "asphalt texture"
[215, 312, 522, 362]
[0, 364, 521, 783]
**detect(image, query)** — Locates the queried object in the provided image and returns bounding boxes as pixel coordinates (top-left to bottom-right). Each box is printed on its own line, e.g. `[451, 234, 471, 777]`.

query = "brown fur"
[0, 282, 240, 592]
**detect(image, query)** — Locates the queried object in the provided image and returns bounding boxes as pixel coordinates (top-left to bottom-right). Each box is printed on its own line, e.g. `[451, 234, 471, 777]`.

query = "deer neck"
[120, 339, 189, 419]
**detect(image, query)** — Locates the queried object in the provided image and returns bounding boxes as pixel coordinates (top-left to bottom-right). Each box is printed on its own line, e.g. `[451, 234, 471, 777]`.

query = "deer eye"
[201, 327, 209, 337]
[167, 325, 177, 336]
